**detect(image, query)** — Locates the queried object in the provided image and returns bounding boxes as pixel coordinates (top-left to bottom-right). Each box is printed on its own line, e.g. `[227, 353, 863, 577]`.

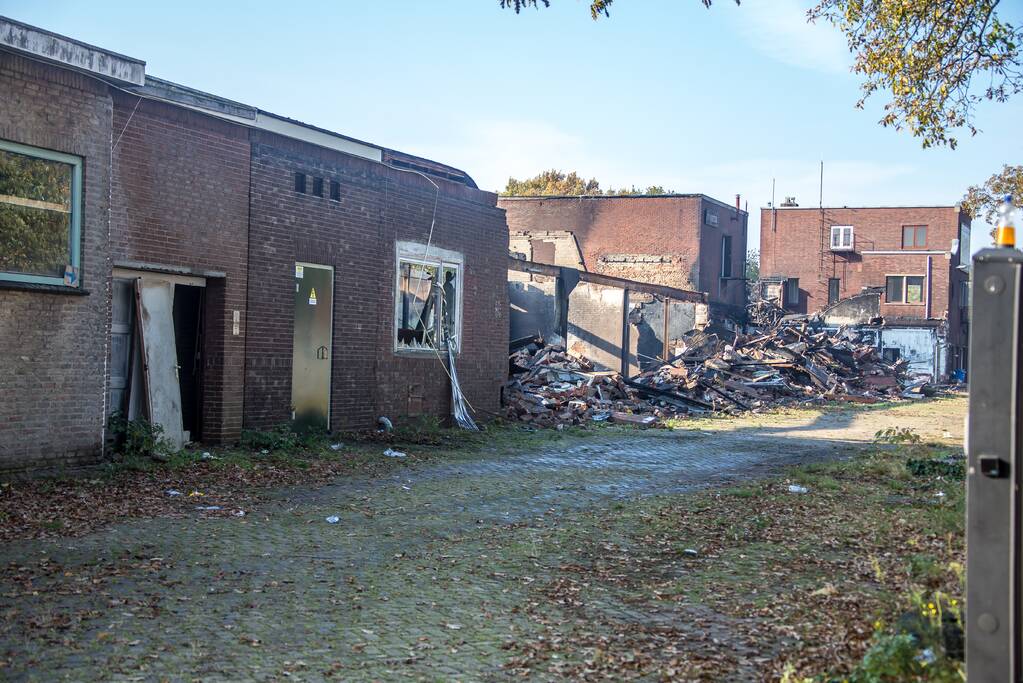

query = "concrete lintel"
[0, 16, 145, 85]
[114, 260, 225, 280]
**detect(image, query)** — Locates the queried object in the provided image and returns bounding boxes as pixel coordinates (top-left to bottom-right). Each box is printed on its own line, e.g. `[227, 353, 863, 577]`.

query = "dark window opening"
[294, 172, 307, 193]
[312, 176, 324, 197]
[828, 277, 840, 305]
[720, 235, 733, 278]
[784, 278, 799, 308]
[329, 180, 341, 201]
[173, 284, 205, 441]
[882, 347, 901, 363]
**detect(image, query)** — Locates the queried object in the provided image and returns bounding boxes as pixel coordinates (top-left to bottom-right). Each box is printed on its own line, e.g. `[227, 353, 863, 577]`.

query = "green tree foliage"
[809, 0, 1023, 149]
[502, 171, 672, 196]
[500, 0, 732, 19]
[963, 165, 1023, 222]
[745, 249, 759, 282]
[0, 149, 73, 277]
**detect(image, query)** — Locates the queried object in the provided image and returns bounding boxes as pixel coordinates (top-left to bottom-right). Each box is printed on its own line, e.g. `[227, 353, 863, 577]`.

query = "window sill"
[0, 280, 89, 295]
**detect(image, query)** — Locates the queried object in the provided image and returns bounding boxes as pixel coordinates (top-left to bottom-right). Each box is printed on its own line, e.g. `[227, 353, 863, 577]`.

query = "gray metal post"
[967, 247, 1023, 681]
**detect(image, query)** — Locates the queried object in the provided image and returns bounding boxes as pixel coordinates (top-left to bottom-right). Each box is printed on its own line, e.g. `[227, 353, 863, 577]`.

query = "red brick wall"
[498, 195, 747, 309]
[0, 53, 113, 472]
[759, 206, 970, 345]
[110, 92, 251, 443]
[245, 131, 507, 431]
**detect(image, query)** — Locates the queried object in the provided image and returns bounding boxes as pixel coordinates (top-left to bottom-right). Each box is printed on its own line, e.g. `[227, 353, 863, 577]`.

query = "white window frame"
[394, 241, 464, 354]
[830, 225, 854, 251]
[0, 139, 83, 287]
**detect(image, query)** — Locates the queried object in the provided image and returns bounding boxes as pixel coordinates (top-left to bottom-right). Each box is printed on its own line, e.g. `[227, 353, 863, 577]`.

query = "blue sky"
[6, 0, 1021, 251]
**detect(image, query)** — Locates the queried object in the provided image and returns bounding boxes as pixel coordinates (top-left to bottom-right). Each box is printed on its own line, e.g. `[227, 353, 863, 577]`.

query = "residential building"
[498, 194, 748, 318]
[759, 204, 972, 378]
[0, 17, 508, 473]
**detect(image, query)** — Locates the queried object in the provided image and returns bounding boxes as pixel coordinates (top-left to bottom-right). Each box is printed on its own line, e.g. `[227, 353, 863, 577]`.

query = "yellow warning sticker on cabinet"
[309, 287, 317, 306]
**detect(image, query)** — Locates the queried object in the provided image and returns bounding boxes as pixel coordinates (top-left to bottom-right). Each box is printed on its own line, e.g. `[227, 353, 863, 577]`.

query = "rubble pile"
[503, 342, 672, 427]
[502, 323, 912, 427]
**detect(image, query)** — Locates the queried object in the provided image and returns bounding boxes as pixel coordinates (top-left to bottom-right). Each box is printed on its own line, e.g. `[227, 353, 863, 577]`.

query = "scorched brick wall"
[499, 195, 747, 310]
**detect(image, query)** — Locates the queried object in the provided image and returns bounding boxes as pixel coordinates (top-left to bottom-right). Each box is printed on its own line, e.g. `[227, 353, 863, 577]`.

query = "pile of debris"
[503, 341, 670, 428]
[503, 323, 913, 427]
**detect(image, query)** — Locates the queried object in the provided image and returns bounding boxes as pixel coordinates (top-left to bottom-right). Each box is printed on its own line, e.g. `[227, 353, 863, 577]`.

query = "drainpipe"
[925, 255, 932, 318]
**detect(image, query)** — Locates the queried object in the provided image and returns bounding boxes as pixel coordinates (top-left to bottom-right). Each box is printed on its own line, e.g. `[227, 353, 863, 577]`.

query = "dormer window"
[830, 225, 854, 251]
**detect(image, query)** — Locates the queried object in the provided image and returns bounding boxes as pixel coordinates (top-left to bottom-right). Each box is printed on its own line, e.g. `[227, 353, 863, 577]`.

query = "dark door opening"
[173, 284, 204, 443]
[828, 278, 841, 306]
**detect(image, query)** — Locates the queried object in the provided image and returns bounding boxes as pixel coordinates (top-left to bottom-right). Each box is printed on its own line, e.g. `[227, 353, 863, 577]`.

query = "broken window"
[0, 140, 82, 286]
[395, 242, 462, 351]
[830, 225, 853, 251]
[885, 275, 925, 304]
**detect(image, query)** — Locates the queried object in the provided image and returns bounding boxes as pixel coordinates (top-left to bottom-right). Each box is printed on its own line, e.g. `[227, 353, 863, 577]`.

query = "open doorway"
[108, 270, 206, 450]
[173, 284, 204, 442]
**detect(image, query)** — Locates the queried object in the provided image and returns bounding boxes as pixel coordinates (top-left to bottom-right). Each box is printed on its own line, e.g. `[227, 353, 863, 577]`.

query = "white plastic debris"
[377, 416, 394, 433]
[935, 491, 946, 499]
[787, 484, 809, 494]
[195, 505, 222, 511]
[383, 448, 406, 458]
[683, 548, 699, 556]
[233, 510, 246, 517]
[260, 449, 269, 455]
[201, 451, 214, 460]
[325, 515, 340, 524]
[916, 647, 936, 665]
[330, 443, 343, 451]
[165, 489, 183, 497]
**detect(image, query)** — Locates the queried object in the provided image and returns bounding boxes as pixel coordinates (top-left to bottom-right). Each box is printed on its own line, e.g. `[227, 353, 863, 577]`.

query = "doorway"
[292, 262, 333, 432]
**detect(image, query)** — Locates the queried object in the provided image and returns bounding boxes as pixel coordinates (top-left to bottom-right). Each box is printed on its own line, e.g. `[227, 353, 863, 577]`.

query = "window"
[830, 225, 854, 251]
[294, 172, 307, 193]
[784, 278, 799, 307]
[704, 209, 719, 227]
[902, 225, 927, 249]
[720, 235, 733, 277]
[828, 277, 840, 305]
[885, 275, 925, 304]
[312, 176, 324, 197]
[882, 347, 901, 363]
[0, 140, 82, 287]
[395, 241, 463, 352]
[329, 180, 341, 202]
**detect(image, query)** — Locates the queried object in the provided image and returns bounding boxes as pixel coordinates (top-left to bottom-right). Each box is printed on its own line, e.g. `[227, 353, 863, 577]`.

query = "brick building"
[759, 205, 972, 376]
[0, 18, 507, 473]
[498, 195, 748, 316]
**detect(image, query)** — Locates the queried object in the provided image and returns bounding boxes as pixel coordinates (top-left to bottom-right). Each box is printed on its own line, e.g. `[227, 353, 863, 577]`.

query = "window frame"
[393, 241, 464, 354]
[784, 277, 799, 308]
[902, 225, 927, 249]
[829, 225, 854, 251]
[885, 274, 926, 305]
[0, 139, 83, 287]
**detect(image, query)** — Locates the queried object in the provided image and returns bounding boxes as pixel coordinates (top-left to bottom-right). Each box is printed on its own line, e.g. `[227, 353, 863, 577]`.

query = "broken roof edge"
[0, 15, 145, 85]
[499, 193, 748, 215]
[132, 76, 478, 188]
[0, 17, 477, 188]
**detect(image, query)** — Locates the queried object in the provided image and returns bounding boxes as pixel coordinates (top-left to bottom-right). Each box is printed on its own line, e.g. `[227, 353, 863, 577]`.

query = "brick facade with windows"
[0, 52, 113, 472]
[245, 132, 507, 432]
[499, 195, 748, 314]
[759, 205, 971, 359]
[0, 20, 508, 473]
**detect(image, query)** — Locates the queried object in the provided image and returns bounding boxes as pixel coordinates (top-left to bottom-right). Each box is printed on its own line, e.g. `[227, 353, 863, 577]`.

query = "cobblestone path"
[0, 400, 964, 681]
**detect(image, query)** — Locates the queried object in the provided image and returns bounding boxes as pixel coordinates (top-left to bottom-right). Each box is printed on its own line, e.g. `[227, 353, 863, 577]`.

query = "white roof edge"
[0, 16, 145, 86]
